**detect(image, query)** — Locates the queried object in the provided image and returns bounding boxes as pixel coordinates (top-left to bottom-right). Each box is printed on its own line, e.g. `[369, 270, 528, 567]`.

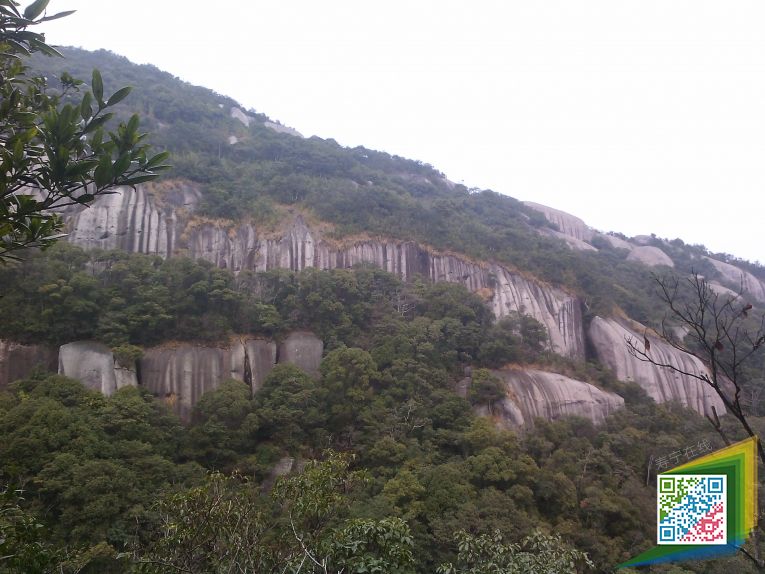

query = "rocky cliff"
[58, 341, 137, 395]
[704, 257, 765, 303]
[588, 316, 725, 416]
[524, 202, 594, 242]
[61, 187, 586, 359]
[471, 368, 624, 429]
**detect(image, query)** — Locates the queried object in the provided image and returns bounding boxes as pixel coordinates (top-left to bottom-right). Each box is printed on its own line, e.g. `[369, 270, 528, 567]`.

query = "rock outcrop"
[60, 183, 199, 257]
[541, 228, 597, 252]
[588, 317, 725, 416]
[0, 340, 58, 388]
[58, 341, 137, 396]
[524, 201, 594, 242]
[278, 332, 324, 377]
[705, 257, 765, 303]
[61, 188, 586, 359]
[626, 246, 674, 268]
[473, 368, 624, 428]
[140, 338, 278, 420]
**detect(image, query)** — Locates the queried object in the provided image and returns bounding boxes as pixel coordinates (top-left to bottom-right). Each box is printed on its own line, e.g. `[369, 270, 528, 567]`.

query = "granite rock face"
[704, 257, 765, 303]
[523, 201, 594, 242]
[474, 368, 624, 428]
[588, 316, 725, 416]
[140, 338, 278, 420]
[626, 245, 674, 267]
[61, 188, 586, 359]
[60, 183, 199, 257]
[278, 332, 324, 377]
[0, 340, 58, 388]
[58, 341, 137, 396]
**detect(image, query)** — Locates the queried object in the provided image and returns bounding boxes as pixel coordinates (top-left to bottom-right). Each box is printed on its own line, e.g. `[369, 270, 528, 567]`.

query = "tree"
[436, 529, 593, 574]
[625, 272, 765, 566]
[1, 0, 169, 261]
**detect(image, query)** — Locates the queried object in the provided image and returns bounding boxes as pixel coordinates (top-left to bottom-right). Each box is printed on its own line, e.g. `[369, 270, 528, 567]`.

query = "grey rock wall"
[523, 201, 594, 242]
[140, 338, 278, 420]
[61, 184, 199, 257]
[278, 331, 324, 377]
[474, 368, 624, 428]
[61, 189, 586, 359]
[58, 341, 137, 396]
[0, 340, 58, 388]
[626, 246, 674, 267]
[588, 316, 725, 416]
[704, 257, 765, 303]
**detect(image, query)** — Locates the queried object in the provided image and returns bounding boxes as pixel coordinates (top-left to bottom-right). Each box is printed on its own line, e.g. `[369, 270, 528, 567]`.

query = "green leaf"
[145, 151, 171, 169]
[92, 69, 104, 105]
[112, 153, 131, 176]
[83, 114, 112, 134]
[39, 9, 75, 22]
[80, 92, 92, 120]
[28, 37, 62, 57]
[106, 86, 132, 108]
[23, 0, 49, 20]
[121, 174, 158, 187]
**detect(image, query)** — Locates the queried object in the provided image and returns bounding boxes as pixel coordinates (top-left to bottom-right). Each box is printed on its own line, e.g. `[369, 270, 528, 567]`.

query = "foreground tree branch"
[625, 271, 765, 567]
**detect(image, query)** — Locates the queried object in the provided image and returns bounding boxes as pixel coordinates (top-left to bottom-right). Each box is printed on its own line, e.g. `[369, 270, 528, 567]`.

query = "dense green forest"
[2, 41, 765, 574]
[1, 246, 764, 573]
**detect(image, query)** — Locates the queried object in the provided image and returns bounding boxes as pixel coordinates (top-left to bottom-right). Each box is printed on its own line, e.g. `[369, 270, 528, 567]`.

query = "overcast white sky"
[40, 1, 765, 263]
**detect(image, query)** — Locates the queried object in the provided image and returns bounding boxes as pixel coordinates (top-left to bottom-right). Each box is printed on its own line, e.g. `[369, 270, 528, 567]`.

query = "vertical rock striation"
[473, 368, 624, 429]
[588, 316, 725, 416]
[61, 188, 587, 359]
[277, 331, 324, 378]
[58, 341, 137, 396]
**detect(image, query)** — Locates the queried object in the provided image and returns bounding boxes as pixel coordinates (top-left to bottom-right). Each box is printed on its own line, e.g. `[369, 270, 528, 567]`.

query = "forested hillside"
[2, 46, 765, 573]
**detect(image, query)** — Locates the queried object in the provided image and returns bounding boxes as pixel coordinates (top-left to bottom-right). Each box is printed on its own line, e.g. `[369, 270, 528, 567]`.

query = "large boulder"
[58, 341, 137, 396]
[626, 245, 674, 267]
[475, 368, 624, 429]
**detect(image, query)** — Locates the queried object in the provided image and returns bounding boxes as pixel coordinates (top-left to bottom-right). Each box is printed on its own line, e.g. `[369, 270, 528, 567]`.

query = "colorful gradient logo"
[617, 436, 758, 568]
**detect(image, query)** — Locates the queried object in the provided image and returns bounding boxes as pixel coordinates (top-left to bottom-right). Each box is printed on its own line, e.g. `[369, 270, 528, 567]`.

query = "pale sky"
[40, 1, 765, 264]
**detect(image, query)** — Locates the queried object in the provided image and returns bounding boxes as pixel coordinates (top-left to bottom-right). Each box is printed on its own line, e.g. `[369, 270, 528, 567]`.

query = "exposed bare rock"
[230, 106, 252, 126]
[264, 121, 303, 138]
[140, 337, 278, 420]
[184, 223, 259, 272]
[58, 341, 137, 396]
[140, 344, 230, 421]
[626, 245, 674, 268]
[598, 233, 634, 252]
[704, 257, 765, 303]
[708, 281, 739, 299]
[474, 368, 623, 428]
[278, 332, 324, 377]
[588, 316, 725, 416]
[61, 184, 199, 257]
[61, 189, 586, 359]
[229, 338, 277, 393]
[0, 340, 57, 388]
[632, 235, 655, 246]
[541, 228, 598, 252]
[523, 202, 594, 242]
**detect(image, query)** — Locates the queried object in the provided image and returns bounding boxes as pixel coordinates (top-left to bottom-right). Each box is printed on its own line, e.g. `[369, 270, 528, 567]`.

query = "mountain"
[2, 47, 764, 572]
[5, 47, 759, 419]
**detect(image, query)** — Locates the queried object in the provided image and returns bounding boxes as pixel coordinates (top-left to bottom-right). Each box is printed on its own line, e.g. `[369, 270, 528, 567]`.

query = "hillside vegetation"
[1, 47, 763, 573]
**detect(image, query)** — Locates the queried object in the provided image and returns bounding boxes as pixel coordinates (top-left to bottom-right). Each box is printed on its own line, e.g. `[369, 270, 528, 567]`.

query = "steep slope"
[15, 47, 765, 421]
